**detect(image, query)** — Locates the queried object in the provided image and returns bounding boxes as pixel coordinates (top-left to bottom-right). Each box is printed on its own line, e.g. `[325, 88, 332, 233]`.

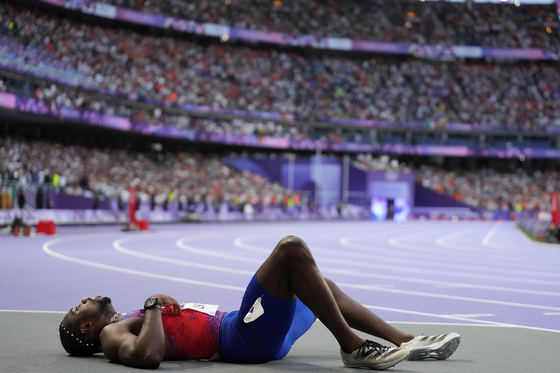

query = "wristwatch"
[143, 297, 162, 312]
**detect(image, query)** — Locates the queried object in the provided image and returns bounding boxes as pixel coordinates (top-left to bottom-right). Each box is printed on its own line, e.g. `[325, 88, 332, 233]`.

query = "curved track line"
[388, 235, 556, 272]
[42, 234, 245, 292]
[177, 236, 262, 264]
[363, 305, 560, 334]
[350, 237, 560, 280]
[381, 236, 560, 278]
[319, 238, 560, 287]
[230, 236, 560, 297]
[338, 282, 560, 312]
[484, 221, 560, 250]
[113, 235, 254, 275]
[232, 236, 560, 311]
[362, 305, 511, 326]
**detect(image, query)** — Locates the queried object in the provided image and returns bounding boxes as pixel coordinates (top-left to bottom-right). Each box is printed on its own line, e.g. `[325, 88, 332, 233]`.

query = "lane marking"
[113, 236, 254, 275]
[330, 240, 560, 287]
[232, 236, 560, 295]
[387, 236, 559, 276]
[362, 305, 508, 326]
[345, 235, 538, 276]
[379, 225, 560, 278]
[177, 236, 262, 264]
[443, 313, 495, 318]
[39, 229, 560, 331]
[42, 235, 246, 292]
[482, 222, 501, 246]
[338, 282, 560, 312]
[544, 312, 560, 316]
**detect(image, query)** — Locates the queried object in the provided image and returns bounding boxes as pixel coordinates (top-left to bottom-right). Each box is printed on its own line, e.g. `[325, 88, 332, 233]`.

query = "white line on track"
[230, 236, 560, 297]
[338, 282, 560, 312]
[342, 230, 560, 279]
[485, 221, 560, 250]
[481, 222, 501, 246]
[176, 236, 262, 264]
[42, 234, 246, 292]
[328, 239, 560, 287]
[40, 230, 560, 324]
[362, 305, 507, 326]
[113, 236, 254, 275]
[232, 235, 560, 311]
[387, 235, 558, 276]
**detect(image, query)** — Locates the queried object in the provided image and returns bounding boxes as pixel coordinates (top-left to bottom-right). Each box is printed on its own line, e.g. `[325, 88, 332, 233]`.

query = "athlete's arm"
[100, 294, 180, 369]
[100, 308, 166, 369]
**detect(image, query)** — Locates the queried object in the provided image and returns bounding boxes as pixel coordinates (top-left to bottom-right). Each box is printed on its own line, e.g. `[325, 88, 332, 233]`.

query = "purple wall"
[49, 191, 110, 210]
[413, 183, 470, 208]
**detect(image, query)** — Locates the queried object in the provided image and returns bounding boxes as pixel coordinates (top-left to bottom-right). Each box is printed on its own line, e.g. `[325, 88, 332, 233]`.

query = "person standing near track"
[59, 235, 460, 370]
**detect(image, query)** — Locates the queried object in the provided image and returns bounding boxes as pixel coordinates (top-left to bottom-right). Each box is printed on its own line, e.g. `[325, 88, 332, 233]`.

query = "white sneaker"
[340, 340, 409, 370]
[400, 333, 461, 361]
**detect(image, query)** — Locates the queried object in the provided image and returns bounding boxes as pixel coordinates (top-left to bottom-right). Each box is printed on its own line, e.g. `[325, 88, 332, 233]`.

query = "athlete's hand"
[151, 294, 182, 315]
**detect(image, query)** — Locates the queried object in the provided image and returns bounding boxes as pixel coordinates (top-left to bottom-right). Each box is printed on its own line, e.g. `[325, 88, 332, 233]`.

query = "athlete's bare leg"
[324, 278, 414, 346]
[256, 235, 364, 354]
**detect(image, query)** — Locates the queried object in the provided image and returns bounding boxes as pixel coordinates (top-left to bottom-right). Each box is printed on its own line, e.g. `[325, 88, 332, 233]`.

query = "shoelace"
[357, 340, 391, 357]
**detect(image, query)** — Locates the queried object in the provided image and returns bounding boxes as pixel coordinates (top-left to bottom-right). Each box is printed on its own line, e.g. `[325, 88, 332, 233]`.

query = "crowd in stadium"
[415, 165, 557, 212]
[0, 135, 556, 213]
[0, 77, 326, 142]
[1, 1, 559, 218]
[102, 0, 559, 48]
[0, 136, 302, 211]
[1, 2, 560, 133]
[353, 153, 557, 212]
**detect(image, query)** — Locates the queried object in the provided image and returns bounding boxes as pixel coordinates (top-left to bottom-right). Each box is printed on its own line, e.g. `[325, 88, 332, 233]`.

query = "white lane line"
[338, 282, 560, 312]
[113, 236, 254, 275]
[370, 306, 560, 334]
[387, 236, 557, 276]
[443, 314, 495, 318]
[231, 235, 560, 311]
[482, 222, 501, 246]
[384, 237, 560, 279]
[362, 305, 508, 326]
[436, 227, 521, 253]
[328, 240, 560, 287]
[485, 222, 559, 250]
[231, 236, 560, 296]
[177, 236, 262, 264]
[42, 234, 245, 292]
[543, 312, 560, 316]
[43, 231, 560, 315]
[233, 235, 271, 254]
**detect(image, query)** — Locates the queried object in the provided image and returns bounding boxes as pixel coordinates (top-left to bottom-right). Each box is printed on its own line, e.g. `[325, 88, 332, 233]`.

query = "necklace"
[110, 312, 121, 323]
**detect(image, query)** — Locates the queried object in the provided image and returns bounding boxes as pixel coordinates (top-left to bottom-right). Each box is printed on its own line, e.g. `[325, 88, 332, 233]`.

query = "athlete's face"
[63, 296, 113, 325]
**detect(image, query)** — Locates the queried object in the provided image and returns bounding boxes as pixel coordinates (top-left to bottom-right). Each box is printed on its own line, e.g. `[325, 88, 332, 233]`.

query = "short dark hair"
[59, 322, 102, 356]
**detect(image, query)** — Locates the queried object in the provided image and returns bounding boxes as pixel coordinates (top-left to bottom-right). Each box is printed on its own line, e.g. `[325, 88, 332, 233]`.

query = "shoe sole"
[407, 334, 461, 361]
[343, 351, 409, 370]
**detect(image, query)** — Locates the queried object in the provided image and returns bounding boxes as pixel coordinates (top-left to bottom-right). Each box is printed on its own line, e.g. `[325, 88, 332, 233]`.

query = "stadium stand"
[89, 0, 560, 48]
[1, 1, 559, 134]
[0, 0, 559, 224]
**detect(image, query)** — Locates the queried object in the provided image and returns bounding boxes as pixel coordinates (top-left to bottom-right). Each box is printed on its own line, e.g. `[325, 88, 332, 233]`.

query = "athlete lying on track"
[59, 235, 460, 370]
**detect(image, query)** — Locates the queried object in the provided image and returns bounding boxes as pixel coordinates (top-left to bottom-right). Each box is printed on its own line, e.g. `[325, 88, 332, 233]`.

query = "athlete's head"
[59, 296, 114, 356]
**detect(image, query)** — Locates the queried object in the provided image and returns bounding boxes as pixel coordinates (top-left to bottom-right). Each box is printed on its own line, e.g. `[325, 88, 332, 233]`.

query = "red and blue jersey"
[119, 306, 226, 359]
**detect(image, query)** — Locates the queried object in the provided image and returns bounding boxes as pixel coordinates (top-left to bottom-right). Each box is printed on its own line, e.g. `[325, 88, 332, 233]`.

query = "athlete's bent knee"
[276, 235, 313, 262]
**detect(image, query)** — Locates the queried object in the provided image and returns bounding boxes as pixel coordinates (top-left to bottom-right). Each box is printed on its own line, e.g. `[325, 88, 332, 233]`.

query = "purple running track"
[1, 220, 559, 332]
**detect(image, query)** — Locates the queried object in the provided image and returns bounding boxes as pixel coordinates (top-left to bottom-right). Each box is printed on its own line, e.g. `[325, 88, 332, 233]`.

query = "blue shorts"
[218, 274, 316, 363]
